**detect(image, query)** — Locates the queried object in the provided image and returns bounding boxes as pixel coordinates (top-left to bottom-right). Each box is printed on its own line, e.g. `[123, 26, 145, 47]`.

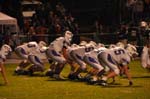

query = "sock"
[15, 66, 21, 71]
[102, 76, 107, 81]
[47, 69, 52, 71]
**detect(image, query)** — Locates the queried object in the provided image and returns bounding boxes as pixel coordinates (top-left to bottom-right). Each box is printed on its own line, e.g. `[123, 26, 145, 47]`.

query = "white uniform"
[98, 47, 131, 75]
[84, 47, 106, 72]
[46, 37, 70, 64]
[28, 46, 48, 72]
[141, 46, 150, 68]
[66, 44, 79, 61]
[70, 44, 95, 70]
[0, 44, 12, 63]
[15, 42, 39, 59]
[15, 41, 46, 74]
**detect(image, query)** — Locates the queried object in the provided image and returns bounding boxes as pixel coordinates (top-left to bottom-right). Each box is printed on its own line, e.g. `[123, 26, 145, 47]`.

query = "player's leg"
[83, 55, 105, 83]
[45, 61, 57, 76]
[27, 55, 45, 75]
[122, 65, 133, 86]
[71, 51, 87, 75]
[14, 48, 30, 74]
[67, 60, 79, 79]
[0, 61, 8, 85]
[84, 55, 105, 76]
[98, 52, 119, 86]
[46, 49, 67, 79]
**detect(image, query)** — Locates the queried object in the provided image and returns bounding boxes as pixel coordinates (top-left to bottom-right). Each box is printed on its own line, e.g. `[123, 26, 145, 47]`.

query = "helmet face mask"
[79, 41, 87, 46]
[116, 42, 125, 48]
[87, 41, 97, 48]
[97, 43, 105, 48]
[109, 44, 116, 49]
[1, 44, 12, 56]
[71, 44, 79, 48]
[64, 31, 73, 42]
[126, 44, 138, 58]
[38, 41, 47, 48]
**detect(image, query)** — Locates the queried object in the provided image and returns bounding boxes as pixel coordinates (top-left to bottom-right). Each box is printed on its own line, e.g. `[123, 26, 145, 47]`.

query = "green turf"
[0, 60, 150, 99]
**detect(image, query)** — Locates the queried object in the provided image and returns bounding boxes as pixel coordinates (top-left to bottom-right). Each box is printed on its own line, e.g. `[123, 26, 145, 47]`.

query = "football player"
[45, 31, 73, 80]
[27, 45, 48, 76]
[98, 44, 138, 86]
[0, 44, 12, 85]
[14, 41, 46, 75]
[83, 46, 107, 83]
[66, 44, 80, 77]
[67, 41, 97, 80]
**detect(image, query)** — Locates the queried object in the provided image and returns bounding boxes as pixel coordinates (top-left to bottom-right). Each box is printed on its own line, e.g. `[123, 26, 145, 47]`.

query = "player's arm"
[123, 65, 133, 86]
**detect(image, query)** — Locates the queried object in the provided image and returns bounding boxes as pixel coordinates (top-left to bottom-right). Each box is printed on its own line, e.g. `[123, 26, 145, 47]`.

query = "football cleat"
[53, 74, 65, 81]
[129, 81, 133, 86]
[45, 71, 54, 77]
[28, 70, 33, 76]
[68, 74, 76, 80]
[76, 74, 84, 81]
[87, 76, 98, 85]
[68, 74, 84, 81]
[14, 70, 28, 75]
[98, 80, 108, 86]
[87, 79, 98, 85]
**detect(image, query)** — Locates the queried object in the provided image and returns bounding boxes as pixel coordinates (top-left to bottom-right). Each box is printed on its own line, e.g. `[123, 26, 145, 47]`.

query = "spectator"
[28, 26, 36, 41]
[141, 39, 150, 70]
[118, 24, 129, 41]
[35, 25, 48, 42]
[3, 27, 11, 45]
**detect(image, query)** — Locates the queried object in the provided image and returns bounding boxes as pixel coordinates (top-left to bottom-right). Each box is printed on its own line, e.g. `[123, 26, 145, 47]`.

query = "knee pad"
[60, 59, 67, 65]
[97, 66, 104, 72]
[81, 63, 87, 71]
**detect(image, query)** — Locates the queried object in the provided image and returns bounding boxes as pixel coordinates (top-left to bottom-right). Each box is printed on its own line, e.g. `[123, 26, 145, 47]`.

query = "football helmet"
[38, 41, 47, 48]
[79, 41, 87, 46]
[64, 31, 73, 42]
[1, 44, 12, 56]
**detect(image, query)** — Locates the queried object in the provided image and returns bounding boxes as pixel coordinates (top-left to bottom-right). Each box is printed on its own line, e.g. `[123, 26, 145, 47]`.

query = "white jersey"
[141, 46, 150, 68]
[29, 46, 47, 60]
[84, 47, 107, 71]
[107, 47, 131, 66]
[66, 45, 79, 61]
[49, 37, 70, 52]
[16, 41, 39, 55]
[70, 45, 95, 69]
[72, 45, 95, 60]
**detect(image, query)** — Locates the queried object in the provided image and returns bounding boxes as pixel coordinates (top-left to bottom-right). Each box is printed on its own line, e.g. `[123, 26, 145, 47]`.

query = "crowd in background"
[0, 0, 150, 50]
[23, 1, 79, 42]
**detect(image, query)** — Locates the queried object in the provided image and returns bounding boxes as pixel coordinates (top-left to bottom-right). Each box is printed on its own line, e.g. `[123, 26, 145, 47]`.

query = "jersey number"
[114, 49, 125, 55]
[85, 47, 94, 52]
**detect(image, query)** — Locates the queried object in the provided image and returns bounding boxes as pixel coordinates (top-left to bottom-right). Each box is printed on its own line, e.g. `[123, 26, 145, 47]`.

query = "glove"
[129, 81, 133, 86]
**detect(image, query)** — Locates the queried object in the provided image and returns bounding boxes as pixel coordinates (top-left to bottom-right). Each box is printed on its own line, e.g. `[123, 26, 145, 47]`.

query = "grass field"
[0, 60, 150, 99]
